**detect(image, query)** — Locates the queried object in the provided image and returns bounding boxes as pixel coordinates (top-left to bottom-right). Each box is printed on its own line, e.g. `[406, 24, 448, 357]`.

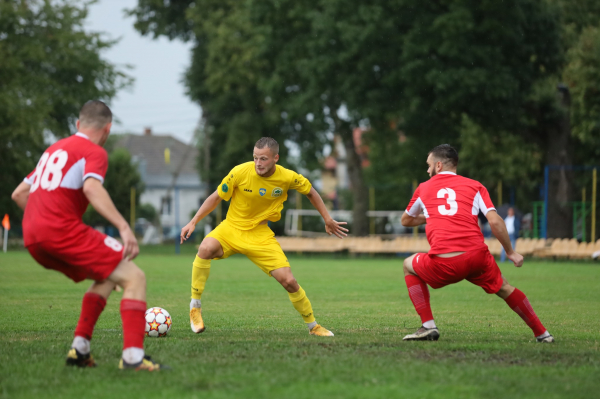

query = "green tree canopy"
[130, 0, 563, 235]
[128, 0, 600, 237]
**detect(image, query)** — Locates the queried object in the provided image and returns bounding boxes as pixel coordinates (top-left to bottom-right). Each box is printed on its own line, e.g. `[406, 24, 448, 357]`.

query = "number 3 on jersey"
[437, 187, 458, 216]
[30, 150, 69, 193]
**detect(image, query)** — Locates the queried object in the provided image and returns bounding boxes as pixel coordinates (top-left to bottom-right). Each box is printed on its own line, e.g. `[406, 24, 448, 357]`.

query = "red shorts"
[412, 248, 503, 294]
[26, 224, 124, 283]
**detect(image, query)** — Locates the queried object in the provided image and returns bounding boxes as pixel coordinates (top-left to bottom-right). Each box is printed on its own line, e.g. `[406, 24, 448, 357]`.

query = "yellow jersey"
[217, 162, 312, 230]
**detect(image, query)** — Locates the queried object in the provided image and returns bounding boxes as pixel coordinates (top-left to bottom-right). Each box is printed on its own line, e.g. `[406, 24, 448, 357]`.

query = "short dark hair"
[428, 144, 459, 168]
[254, 137, 279, 155]
[79, 100, 112, 129]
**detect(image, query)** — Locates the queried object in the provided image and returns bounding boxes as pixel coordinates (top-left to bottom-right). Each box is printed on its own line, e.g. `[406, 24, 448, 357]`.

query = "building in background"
[114, 128, 207, 236]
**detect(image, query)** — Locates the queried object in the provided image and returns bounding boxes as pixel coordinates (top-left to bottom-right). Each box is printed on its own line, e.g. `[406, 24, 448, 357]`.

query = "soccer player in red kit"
[400, 144, 554, 343]
[11, 101, 168, 370]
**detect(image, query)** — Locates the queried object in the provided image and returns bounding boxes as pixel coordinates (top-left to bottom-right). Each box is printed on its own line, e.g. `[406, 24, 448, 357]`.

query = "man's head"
[427, 144, 459, 177]
[76, 100, 113, 146]
[253, 137, 279, 177]
[507, 207, 515, 217]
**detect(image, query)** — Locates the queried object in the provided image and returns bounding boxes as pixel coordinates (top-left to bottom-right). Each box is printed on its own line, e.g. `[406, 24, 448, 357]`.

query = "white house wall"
[141, 187, 207, 228]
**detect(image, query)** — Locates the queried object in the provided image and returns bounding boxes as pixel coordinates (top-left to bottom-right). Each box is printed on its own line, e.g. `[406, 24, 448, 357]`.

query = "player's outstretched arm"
[305, 187, 348, 239]
[83, 178, 139, 261]
[180, 190, 223, 243]
[401, 212, 426, 227]
[11, 181, 31, 211]
[486, 210, 523, 267]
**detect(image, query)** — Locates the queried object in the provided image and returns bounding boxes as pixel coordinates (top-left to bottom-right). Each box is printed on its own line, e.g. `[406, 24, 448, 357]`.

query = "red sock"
[405, 275, 434, 324]
[74, 293, 107, 340]
[120, 299, 146, 349]
[504, 288, 546, 336]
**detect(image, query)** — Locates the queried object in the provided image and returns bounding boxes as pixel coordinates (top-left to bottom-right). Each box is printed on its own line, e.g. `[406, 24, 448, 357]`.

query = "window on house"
[161, 196, 172, 215]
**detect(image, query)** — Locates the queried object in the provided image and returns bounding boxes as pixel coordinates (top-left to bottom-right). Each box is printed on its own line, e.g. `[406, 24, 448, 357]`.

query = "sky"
[86, 0, 200, 145]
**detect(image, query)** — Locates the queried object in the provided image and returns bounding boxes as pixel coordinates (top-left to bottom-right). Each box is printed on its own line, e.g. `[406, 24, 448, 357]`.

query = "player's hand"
[325, 218, 348, 239]
[180, 221, 196, 244]
[119, 226, 139, 261]
[507, 251, 524, 268]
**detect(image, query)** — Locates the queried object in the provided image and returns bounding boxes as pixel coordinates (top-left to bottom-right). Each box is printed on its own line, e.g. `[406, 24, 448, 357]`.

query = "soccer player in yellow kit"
[180, 137, 348, 336]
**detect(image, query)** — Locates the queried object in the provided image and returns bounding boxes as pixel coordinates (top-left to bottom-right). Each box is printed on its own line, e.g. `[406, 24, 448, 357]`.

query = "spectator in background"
[501, 207, 520, 262]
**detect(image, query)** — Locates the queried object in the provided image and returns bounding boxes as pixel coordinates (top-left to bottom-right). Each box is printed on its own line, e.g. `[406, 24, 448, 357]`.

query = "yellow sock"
[288, 286, 316, 324]
[191, 256, 211, 300]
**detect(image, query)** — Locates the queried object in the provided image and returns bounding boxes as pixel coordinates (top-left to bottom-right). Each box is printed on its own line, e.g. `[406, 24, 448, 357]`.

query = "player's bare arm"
[83, 178, 139, 261]
[486, 210, 523, 267]
[11, 181, 31, 211]
[181, 190, 223, 243]
[401, 212, 427, 227]
[305, 187, 348, 239]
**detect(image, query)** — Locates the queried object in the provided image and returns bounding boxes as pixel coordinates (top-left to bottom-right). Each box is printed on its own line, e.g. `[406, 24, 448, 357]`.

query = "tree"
[564, 27, 600, 148]
[341, 0, 562, 224]
[530, 0, 600, 238]
[129, 0, 569, 236]
[0, 0, 130, 224]
[129, 0, 405, 234]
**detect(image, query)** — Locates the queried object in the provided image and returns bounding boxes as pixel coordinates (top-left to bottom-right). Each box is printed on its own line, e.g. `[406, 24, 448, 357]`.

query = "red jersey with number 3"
[405, 171, 496, 255]
[22, 132, 108, 246]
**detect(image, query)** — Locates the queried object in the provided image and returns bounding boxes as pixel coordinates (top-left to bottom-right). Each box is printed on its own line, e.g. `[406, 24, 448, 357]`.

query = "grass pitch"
[1, 248, 599, 399]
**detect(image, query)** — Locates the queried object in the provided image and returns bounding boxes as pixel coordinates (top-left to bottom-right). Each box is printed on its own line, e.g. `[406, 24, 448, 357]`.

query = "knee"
[198, 244, 213, 259]
[198, 240, 219, 259]
[281, 276, 299, 292]
[403, 257, 414, 276]
[496, 282, 515, 299]
[137, 269, 147, 288]
[122, 267, 146, 290]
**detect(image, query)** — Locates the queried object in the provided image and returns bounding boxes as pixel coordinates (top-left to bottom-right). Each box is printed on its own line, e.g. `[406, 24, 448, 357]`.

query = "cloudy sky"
[87, 0, 200, 144]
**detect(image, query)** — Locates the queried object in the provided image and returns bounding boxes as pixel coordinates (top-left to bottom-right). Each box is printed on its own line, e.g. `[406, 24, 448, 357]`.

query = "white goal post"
[284, 209, 409, 237]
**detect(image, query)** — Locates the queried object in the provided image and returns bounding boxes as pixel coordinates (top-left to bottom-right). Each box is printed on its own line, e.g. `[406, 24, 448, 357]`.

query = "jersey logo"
[259, 188, 266, 196]
[416, 255, 421, 263]
[222, 183, 229, 193]
[244, 188, 252, 193]
[272, 187, 283, 197]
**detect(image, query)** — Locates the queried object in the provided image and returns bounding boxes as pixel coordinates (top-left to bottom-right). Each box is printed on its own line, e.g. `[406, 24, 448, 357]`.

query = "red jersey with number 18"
[22, 132, 108, 246]
[405, 171, 496, 255]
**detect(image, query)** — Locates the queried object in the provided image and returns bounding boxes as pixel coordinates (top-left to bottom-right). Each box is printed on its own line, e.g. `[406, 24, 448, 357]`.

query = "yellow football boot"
[309, 324, 334, 337]
[190, 307, 205, 333]
[119, 355, 168, 371]
[65, 348, 96, 368]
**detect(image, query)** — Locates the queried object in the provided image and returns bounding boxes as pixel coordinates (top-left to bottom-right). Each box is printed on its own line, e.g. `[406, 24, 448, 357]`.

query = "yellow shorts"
[205, 219, 290, 276]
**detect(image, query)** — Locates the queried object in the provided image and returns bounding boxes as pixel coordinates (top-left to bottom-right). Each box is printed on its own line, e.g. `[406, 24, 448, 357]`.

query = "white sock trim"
[190, 299, 202, 310]
[536, 330, 550, 339]
[422, 320, 437, 329]
[122, 347, 145, 364]
[72, 336, 90, 355]
[307, 321, 317, 330]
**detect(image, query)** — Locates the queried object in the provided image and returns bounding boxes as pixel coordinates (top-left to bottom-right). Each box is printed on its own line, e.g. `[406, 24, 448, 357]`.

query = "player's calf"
[502, 287, 553, 341]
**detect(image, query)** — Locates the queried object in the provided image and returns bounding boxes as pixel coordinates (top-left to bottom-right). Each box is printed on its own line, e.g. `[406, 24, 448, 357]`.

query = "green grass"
[1, 250, 599, 399]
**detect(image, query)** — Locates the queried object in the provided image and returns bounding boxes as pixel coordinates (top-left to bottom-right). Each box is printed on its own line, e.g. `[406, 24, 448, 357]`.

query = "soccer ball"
[145, 307, 172, 337]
